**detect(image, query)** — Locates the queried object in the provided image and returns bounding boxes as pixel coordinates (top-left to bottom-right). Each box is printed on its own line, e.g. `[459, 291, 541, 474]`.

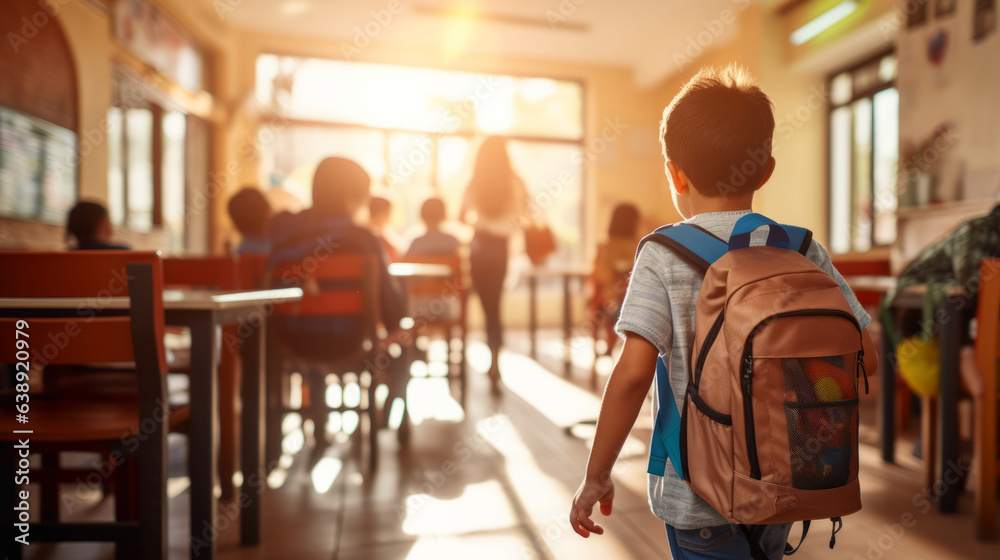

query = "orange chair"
[972, 258, 1000, 540]
[266, 255, 386, 470]
[395, 254, 468, 404]
[0, 251, 185, 560]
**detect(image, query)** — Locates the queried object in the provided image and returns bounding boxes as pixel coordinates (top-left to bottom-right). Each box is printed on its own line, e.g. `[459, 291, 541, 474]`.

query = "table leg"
[879, 324, 897, 463]
[240, 318, 265, 546]
[529, 275, 537, 358]
[219, 325, 239, 501]
[938, 295, 963, 513]
[563, 275, 572, 376]
[188, 316, 219, 560]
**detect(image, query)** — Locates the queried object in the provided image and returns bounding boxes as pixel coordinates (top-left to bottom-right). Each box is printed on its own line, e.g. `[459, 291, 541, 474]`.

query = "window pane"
[107, 107, 124, 225]
[259, 125, 386, 206]
[830, 72, 853, 106]
[387, 133, 436, 236]
[508, 140, 583, 265]
[162, 111, 186, 250]
[256, 56, 582, 141]
[126, 108, 153, 231]
[851, 99, 873, 253]
[872, 88, 899, 246]
[829, 107, 853, 254]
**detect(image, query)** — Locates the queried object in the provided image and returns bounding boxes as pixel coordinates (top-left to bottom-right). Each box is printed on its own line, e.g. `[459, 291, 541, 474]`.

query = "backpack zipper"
[693, 311, 725, 387]
[742, 338, 760, 480]
[742, 308, 862, 481]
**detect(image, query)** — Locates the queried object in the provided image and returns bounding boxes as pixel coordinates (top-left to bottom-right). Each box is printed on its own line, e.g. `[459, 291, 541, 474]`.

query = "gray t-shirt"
[615, 210, 871, 530]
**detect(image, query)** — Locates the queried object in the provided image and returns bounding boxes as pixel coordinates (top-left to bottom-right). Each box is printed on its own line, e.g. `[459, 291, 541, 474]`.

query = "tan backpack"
[642, 214, 868, 553]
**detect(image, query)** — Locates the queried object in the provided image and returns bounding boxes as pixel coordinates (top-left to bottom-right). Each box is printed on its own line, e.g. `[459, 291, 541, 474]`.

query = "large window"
[107, 68, 208, 251]
[254, 55, 585, 264]
[828, 51, 899, 254]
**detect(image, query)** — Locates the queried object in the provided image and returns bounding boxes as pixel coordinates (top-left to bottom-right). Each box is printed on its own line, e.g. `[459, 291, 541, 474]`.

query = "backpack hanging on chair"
[643, 213, 869, 556]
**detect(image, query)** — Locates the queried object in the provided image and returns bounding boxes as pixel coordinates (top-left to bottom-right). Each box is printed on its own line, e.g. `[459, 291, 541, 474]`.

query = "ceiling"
[199, 0, 754, 88]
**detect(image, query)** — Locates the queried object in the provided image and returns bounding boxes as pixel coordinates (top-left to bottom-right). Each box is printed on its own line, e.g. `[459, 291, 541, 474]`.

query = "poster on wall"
[907, 0, 930, 28]
[114, 0, 204, 92]
[936, 0, 957, 18]
[0, 106, 78, 223]
[974, 0, 997, 43]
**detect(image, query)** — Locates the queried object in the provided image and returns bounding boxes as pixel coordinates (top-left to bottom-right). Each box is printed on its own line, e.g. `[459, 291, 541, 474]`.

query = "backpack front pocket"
[781, 355, 859, 490]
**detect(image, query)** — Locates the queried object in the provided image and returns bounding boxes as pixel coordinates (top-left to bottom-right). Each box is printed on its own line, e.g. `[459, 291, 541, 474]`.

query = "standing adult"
[462, 136, 528, 392]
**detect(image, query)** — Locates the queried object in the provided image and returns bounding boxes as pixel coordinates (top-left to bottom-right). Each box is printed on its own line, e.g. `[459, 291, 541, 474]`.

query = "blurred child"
[406, 197, 461, 257]
[227, 187, 273, 255]
[369, 196, 401, 261]
[66, 201, 129, 250]
[591, 203, 640, 353]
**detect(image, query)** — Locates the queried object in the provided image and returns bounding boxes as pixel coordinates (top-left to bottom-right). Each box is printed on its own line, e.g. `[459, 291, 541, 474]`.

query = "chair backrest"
[0, 251, 167, 376]
[237, 253, 270, 290]
[831, 257, 892, 308]
[395, 254, 464, 299]
[267, 254, 380, 332]
[977, 259, 1000, 397]
[163, 256, 239, 290]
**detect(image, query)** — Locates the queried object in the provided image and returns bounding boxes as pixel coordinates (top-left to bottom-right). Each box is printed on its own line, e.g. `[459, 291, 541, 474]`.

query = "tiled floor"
[20, 331, 1000, 559]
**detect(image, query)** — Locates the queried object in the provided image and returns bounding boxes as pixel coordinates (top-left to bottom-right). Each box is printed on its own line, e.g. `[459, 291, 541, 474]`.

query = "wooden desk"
[882, 284, 972, 515]
[0, 287, 303, 559]
[525, 265, 592, 375]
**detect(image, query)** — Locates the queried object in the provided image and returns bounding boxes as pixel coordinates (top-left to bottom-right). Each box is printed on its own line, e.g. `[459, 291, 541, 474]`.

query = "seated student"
[227, 187, 273, 255]
[591, 203, 640, 352]
[369, 196, 402, 261]
[268, 157, 407, 361]
[406, 198, 461, 257]
[66, 201, 129, 250]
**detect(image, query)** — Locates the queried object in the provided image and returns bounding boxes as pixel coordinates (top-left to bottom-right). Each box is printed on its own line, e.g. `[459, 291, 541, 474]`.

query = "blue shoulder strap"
[640, 215, 813, 479]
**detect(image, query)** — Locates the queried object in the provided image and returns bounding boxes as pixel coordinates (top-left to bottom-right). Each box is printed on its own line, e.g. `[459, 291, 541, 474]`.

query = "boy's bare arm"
[571, 332, 658, 538]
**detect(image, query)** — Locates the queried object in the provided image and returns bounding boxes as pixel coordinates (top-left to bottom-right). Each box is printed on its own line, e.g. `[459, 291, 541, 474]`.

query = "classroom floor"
[22, 330, 1000, 559]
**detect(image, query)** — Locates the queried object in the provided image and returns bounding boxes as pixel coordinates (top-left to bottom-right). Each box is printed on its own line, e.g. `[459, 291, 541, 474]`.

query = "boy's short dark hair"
[313, 157, 371, 217]
[66, 201, 109, 243]
[420, 197, 446, 227]
[227, 187, 272, 237]
[660, 65, 775, 197]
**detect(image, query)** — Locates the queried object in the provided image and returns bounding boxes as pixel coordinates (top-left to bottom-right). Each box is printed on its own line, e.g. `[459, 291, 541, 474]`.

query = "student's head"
[369, 196, 392, 228]
[66, 201, 112, 245]
[420, 197, 447, 229]
[312, 157, 371, 218]
[608, 203, 640, 240]
[660, 65, 776, 216]
[227, 187, 272, 238]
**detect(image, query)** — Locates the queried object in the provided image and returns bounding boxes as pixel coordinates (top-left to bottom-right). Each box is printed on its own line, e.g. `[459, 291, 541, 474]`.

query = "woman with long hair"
[462, 136, 527, 392]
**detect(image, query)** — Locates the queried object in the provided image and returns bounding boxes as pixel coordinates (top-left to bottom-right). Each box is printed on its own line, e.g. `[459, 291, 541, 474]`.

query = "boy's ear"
[665, 161, 689, 195]
[754, 157, 776, 192]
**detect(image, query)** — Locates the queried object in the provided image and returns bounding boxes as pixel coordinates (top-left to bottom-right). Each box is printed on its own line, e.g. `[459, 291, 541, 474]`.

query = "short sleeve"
[805, 240, 872, 330]
[615, 243, 674, 356]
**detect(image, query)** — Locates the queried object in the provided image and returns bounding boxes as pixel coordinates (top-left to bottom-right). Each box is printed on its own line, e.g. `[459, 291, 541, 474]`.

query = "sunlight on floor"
[497, 349, 601, 428]
[401, 481, 520, 536]
[310, 457, 343, 494]
[406, 378, 465, 424]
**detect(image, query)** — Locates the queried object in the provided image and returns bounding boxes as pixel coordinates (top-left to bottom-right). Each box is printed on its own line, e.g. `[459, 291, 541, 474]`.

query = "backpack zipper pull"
[857, 350, 870, 395]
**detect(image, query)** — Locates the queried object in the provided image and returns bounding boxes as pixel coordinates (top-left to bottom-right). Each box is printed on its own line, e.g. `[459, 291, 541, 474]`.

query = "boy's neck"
[687, 193, 754, 218]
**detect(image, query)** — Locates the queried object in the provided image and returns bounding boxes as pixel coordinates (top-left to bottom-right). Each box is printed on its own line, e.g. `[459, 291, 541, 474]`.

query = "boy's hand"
[570, 477, 615, 538]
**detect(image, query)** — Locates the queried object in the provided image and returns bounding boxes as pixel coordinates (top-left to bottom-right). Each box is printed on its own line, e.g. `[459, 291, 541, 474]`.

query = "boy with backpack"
[570, 65, 878, 559]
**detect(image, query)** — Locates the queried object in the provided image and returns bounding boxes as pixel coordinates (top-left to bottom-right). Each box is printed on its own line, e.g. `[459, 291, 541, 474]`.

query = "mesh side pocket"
[782, 355, 858, 490]
[784, 401, 857, 489]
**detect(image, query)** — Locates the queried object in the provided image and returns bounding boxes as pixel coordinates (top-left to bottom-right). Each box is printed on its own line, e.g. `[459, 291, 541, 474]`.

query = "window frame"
[825, 48, 897, 255]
